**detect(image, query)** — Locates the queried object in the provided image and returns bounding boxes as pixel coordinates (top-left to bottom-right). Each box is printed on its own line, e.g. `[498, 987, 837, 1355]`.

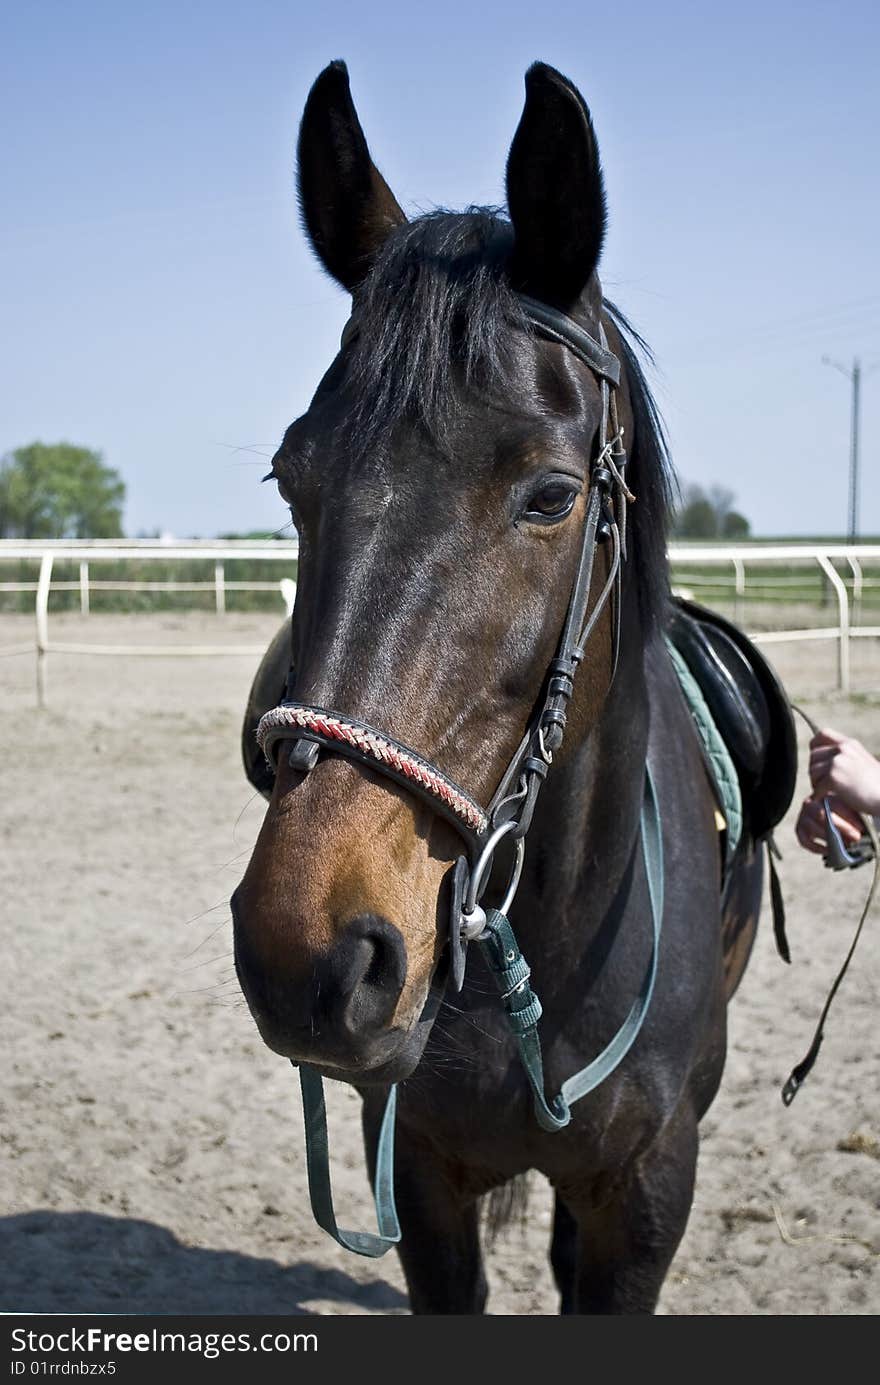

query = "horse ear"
[296, 61, 407, 293]
[505, 63, 607, 308]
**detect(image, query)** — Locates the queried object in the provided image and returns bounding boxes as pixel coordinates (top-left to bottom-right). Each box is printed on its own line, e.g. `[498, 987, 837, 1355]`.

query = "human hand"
[807, 728, 880, 818]
[795, 794, 866, 855]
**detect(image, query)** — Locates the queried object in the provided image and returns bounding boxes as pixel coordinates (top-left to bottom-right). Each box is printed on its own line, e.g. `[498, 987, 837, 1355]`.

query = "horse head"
[232, 61, 654, 1083]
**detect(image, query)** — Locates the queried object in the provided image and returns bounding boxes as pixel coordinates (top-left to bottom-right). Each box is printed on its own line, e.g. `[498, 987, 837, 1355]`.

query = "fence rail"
[0, 540, 300, 704]
[1, 539, 878, 704]
[668, 542, 880, 694]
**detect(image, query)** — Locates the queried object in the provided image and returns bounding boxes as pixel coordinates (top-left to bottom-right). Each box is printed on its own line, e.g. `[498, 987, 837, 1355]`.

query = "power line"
[667, 305, 880, 370]
[675, 294, 880, 361]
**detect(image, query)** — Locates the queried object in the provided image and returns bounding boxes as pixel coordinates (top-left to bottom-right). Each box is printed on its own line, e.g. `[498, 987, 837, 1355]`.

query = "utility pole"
[822, 355, 862, 542]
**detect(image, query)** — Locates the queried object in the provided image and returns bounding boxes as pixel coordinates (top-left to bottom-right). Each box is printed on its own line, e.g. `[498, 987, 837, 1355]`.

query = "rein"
[256, 296, 664, 1257]
[781, 705, 880, 1105]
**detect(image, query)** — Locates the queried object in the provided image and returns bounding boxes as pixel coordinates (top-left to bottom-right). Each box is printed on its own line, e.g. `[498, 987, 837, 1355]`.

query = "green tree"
[721, 509, 750, 539]
[0, 443, 125, 539]
[673, 482, 751, 540]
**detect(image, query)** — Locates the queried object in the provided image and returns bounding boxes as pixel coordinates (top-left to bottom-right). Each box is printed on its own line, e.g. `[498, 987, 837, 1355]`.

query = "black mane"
[345, 208, 674, 630]
[346, 209, 524, 448]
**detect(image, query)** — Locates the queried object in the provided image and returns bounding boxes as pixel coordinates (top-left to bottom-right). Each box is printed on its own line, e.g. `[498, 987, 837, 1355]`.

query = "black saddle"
[666, 597, 797, 840]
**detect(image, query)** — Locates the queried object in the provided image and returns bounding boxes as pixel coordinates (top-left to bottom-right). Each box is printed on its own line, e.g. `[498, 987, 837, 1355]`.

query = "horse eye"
[273, 473, 293, 507]
[523, 482, 578, 524]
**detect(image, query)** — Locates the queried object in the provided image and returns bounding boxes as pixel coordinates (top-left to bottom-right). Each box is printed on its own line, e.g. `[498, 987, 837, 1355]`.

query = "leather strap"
[484, 316, 627, 830]
[517, 295, 622, 385]
[767, 834, 791, 964]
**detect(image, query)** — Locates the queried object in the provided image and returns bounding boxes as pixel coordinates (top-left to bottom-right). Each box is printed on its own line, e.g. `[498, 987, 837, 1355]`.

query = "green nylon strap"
[297, 1063, 400, 1257]
[295, 765, 663, 1247]
[663, 637, 743, 865]
[478, 763, 664, 1131]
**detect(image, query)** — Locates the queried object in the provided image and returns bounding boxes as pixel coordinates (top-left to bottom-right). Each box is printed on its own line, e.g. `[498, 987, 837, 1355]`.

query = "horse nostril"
[232, 894, 410, 1056]
[362, 939, 388, 989]
[328, 915, 407, 1032]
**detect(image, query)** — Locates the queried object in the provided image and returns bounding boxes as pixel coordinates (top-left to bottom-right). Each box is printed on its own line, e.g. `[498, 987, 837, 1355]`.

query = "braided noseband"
[257, 704, 488, 836]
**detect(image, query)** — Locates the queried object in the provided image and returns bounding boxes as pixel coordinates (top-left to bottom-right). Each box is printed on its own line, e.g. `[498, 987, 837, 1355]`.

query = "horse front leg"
[553, 1106, 699, 1314]
[549, 1194, 578, 1313]
[361, 1095, 487, 1315]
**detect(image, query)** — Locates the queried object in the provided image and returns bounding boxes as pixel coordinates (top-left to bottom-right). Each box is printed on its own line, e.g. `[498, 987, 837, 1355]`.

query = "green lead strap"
[297, 1064, 400, 1257]
[478, 763, 663, 1132]
[295, 765, 663, 1249]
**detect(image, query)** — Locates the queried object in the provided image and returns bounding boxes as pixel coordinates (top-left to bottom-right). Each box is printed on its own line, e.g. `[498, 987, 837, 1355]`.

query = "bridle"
[257, 294, 634, 981]
[255, 295, 664, 1257]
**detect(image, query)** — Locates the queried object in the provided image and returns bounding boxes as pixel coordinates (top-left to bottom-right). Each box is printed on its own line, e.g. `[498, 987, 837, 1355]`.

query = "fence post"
[36, 552, 54, 708]
[79, 561, 90, 616]
[845, 554, 862, 626]
[214, 562, 226, 616]
[816, 553, 850, 694]
[732, 557, 745, 624]
[279, 577, 297, 616]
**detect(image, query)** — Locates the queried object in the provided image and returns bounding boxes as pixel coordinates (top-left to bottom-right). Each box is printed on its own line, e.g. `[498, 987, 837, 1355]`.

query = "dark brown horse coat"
[232, 61, 793, 1314]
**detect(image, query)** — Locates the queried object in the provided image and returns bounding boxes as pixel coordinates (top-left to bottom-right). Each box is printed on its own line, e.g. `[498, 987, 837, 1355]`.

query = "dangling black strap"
[782, 813, 879, 1105]
[766, 834, 790, 965]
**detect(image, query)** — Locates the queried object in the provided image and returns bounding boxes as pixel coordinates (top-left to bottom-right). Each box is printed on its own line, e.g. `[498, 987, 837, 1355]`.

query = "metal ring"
[499, 837, 526, 916]
[463, 818, 518, 916]
[462, 820, 526, 919]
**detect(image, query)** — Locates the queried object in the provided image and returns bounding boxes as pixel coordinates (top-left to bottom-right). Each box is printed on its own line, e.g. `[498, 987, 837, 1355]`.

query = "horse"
[232, 59, 795, 1314]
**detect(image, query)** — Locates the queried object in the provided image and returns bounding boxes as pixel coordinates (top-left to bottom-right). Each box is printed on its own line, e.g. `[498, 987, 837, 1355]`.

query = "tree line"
[672, 483, 751, 540]
[0, 443, 124, 539]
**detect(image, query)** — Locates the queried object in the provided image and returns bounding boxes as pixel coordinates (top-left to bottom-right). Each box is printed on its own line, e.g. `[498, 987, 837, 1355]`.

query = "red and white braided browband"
[256, 703, 489, 835]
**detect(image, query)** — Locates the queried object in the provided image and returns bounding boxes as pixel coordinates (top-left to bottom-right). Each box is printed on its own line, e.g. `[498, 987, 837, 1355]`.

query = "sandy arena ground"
[1, 611, 878, 1316]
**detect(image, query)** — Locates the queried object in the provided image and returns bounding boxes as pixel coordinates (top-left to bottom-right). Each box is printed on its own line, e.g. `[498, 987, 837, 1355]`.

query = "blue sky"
[2, 1, 878, 537]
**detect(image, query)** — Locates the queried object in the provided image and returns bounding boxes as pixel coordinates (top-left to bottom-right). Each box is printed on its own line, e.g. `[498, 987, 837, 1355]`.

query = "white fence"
[0, 540, 299, 705]
[1, 539, 878, 705]
[668, 543, 880, 695]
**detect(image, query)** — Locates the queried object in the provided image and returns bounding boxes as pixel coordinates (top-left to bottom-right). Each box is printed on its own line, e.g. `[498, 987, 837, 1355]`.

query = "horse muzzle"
[231, 896, 429, 1074]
